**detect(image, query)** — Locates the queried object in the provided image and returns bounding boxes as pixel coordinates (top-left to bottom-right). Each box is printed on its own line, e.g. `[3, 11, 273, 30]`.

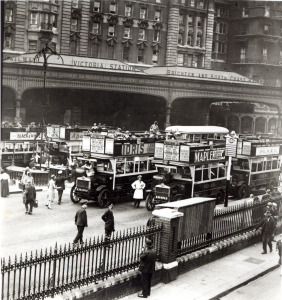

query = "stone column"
[202, 16, 207, 48]
[165, 105, 171, 128]
[14, 97, 22, 123]
[183, 14, 189, 45]
[192, 15, 197, 47]
[204, 0, 215, 69]
[165, 2, 179, 66]
[153, 208, 183, 283]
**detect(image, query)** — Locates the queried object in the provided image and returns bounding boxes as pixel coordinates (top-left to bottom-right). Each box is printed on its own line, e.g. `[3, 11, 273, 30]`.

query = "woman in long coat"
[46, 175, 57, 209]
[1, 170, 10, 197]
[131, 175, 146, 208]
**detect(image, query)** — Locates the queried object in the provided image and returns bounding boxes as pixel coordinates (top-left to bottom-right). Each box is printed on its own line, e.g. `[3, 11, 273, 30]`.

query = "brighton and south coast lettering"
[194, 148, 225, 163]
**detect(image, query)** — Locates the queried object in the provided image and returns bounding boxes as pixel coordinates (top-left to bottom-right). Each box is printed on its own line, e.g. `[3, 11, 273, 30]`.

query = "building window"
[30, 12, 38, 25]
[218, 42, 225, 53]
[177, 53, 184, 66]
[138, 29, 145, 40]
[91, 44, 99, 57]
[71, 18, 78, 31]
[198, 0, 204, 9]
[219, 23, 226, 34]
[188, 30, 193, 46]
[138, 49, 144, 62]
[108, 25, 115, 36]
[125, 5, 132, 17]
[153, 30, 160, 42]
[152, 50, 158, 65]
[93, 0, 101, 12]
[242, 5, 249, 17]
[92, 23, 100, 34]
[123, 47, 130, 61]
[179, 14, 184, 25]
[4, 36, 12, 48]
[197, 32, 202, 47]
[108, 46, 115, 59]
[124, 27, 131, 38]
[70, 40, 77, 55]
[140, 8, 147, 19]
[72, 0, 78, 8]
[263, 46, 268, 62]
[109, 4, 117, 14]
[5, 8, 13, 22]
[190, 0, 195, 7]
[154, 10, 161, 21]
[264, 5, 270, 17]
[240, 47, 246, 62]
[194, 55, 201, 67]
[264, 24, 269, 34]
[178, 33, 183, 45]
[51, 15, 58, 28]
[29, 40, 37, 52]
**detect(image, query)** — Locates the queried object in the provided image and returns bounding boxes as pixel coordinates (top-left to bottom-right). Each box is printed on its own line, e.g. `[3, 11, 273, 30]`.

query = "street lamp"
[33, 43, 63, 169]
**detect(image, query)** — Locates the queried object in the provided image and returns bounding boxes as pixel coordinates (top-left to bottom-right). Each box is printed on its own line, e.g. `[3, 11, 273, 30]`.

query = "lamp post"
[33, 42, 63, 169]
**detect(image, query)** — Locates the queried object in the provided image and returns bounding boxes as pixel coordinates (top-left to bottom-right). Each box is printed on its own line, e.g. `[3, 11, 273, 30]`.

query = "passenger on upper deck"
[82, 161, 95, 178]
[91, 123, 99, 132]
[149, 121, 159, 135]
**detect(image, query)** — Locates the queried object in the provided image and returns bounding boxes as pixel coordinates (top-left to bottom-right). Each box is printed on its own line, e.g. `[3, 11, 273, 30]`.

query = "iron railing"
[1, 225, 162, 300]
[177, 196, 281, 256]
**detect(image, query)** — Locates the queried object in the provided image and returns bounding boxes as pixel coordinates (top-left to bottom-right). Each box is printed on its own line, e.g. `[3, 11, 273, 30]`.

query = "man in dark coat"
[256, 210, 276, 254]
[24, 182, 36, 215]
[102, 203, 115, 244]
[55, 170, 69, 205]
[73, 200, 88, 245]
[138, 239, 157, 298]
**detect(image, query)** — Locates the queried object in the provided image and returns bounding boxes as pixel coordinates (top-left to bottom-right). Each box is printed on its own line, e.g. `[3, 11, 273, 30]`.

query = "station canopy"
[4, 53, 145, 75]
[144, 66, 260, 85]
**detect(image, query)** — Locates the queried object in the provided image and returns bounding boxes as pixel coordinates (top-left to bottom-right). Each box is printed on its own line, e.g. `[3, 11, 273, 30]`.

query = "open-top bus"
[145, 126, 229, 211]
[70, 133, 158, 207]
[230, 137, 282, 199]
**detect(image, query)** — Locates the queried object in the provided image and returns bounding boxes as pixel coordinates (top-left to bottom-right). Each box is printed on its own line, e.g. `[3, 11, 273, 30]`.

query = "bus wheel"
[70, 186, 81, 204]
[98, 188, 111, 208]
[237, 184, 248, 199]
[146, 193, 155, 211]
[216, 190, 225, 204]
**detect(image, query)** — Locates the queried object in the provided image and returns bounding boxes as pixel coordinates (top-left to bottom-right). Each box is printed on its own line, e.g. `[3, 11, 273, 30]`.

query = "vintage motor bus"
[145, 126, 229, 211]
[230, 138, 282, 199]
[70, 133, 158, 208]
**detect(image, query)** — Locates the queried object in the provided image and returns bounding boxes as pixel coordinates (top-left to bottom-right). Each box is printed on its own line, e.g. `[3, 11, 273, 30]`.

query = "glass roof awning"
[144, 66, 261, 85]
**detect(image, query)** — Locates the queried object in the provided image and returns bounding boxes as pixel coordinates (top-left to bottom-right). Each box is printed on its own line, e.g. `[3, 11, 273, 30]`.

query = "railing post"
[152, 209, 183, 283]
[51, 243, 57, 298]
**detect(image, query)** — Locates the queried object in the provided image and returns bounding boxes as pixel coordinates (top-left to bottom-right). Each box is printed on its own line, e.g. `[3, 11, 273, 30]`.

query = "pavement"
[120, 234, 282, 300]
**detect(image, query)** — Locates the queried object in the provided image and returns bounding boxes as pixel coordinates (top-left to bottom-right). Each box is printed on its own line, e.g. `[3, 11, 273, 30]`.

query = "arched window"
[241, 116, 253, 134]
[255, 117, 266, 134]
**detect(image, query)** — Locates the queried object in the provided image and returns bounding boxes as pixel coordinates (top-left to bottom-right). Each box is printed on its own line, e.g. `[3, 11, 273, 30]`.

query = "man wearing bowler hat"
[73, 200, 88, 246]
[138, 239, 157, 298]
[55, 170, 69, 205]
[131, 175, 146, 208]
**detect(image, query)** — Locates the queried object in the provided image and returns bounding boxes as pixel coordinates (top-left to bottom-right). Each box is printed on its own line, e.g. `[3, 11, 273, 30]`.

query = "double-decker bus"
[70, 133, 159, 208]
[230, 137, 282, 199]
[145, 126, 229, 211]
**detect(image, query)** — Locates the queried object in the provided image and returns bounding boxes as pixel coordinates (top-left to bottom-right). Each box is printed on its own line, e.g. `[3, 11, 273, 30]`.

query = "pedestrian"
[73, 200, 88, 246]
[276, 234, 282, 265]
[131, 175, 146, 208]
[256, 210, 276, 254]
[138, 238, 157, 298]
[55, 170, 68, 205]
[29, 157, 36, 169]
[24, 182, 36, 215]
[0, 169, 10, 197]
[21, 168, 34, 190]
[102, 203, 115, 245]
[46, 175, 57, 209]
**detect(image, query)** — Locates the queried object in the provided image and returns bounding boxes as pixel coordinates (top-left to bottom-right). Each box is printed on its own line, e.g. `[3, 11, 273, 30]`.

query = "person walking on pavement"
[102, 203, 115, 245]
[24, 182, 36, 215]
[138, 238, 157, 298]
[132, 175, 146, 208]
[55, 170, 68, 205]
[46, 175, 57, 209]
[73, 200, 88, 246]
[0, 169, 10, 197]
[256, 210, 276, 254]
[276, 234, 282, 265]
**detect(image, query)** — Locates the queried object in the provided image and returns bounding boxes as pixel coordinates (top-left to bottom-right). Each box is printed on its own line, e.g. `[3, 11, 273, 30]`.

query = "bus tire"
[237, 184, 248, 199]
[146, 193, 155, 211]
[216, 190, 225, 204]
[97, 188, 111, 208]
[70, 186, 81, 204]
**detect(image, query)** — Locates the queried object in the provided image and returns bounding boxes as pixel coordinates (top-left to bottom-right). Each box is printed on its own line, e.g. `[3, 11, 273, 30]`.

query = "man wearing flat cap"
[138, 239, 157, 298]
[256, 210, 276, 254]
[73, 200, 88, 246]
[55, 170, 69, 205]
[131, 175, 146, 208]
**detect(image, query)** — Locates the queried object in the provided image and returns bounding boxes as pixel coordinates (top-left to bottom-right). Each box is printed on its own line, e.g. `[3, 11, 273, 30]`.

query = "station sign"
[10, 132, 43, 140]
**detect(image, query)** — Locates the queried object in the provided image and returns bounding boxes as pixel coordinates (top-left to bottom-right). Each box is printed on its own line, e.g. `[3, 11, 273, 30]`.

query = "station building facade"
[2, 0, 282, 133]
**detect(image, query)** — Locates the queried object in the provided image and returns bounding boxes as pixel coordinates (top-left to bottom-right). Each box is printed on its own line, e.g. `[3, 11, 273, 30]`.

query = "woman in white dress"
[131, 175, 146, 208]
[46, 175, 57, 209]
